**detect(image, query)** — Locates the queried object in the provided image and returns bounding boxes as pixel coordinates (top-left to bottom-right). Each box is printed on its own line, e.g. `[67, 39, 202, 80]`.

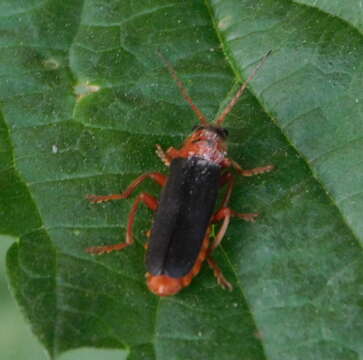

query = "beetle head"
[191, 124, 229, 139]
[176, 124, 228, 163]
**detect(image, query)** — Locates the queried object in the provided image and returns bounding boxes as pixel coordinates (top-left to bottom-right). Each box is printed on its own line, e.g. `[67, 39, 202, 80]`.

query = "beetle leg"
[219, 170, 233, 186]
[87, 172, 167, 203]
[206, 255, 233, 291]
[205, 207, 257, 289]
[222, 158, 274, 177]
[155, 145, 185, 165]
[166, 146, 181, 159]
[155, 144, 172, 166]
[219, 172, 234, 209]
[86, 192, 158, 255]
[211, 208, 258, 252]
[144, 229, 152, 249]
[213, 172, 259, 251]
[206, 206, 257, 290]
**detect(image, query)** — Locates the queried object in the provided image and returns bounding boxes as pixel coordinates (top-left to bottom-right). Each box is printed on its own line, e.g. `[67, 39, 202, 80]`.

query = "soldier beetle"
[86, 51, 273, 296]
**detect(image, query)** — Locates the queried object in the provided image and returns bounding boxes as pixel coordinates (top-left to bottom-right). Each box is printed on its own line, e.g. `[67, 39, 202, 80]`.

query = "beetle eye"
[216, 127, 229, 138]
[222, 128, 229, 137]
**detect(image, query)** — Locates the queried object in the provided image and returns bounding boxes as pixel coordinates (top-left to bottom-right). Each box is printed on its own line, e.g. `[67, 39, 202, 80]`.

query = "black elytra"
[146, 156, 221, 278]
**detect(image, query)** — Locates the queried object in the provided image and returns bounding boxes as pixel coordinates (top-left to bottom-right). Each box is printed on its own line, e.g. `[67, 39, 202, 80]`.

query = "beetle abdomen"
[146, 156, 221, 278]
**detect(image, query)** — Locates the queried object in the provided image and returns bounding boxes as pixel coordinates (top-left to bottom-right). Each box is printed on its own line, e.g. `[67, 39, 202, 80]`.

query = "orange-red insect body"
[86, 52, 273, 296]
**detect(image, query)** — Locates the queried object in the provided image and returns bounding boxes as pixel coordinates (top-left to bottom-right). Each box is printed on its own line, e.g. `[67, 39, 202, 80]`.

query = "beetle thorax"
[180, 129, 227, 164]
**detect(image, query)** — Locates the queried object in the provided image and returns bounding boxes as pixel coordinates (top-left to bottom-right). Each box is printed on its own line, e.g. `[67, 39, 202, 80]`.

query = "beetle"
[86, 51, 273, 296]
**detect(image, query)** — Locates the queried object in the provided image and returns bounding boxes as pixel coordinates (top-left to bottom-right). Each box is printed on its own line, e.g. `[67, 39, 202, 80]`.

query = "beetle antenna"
[215, 50, 272, 126]
[158, 51, 209, 126]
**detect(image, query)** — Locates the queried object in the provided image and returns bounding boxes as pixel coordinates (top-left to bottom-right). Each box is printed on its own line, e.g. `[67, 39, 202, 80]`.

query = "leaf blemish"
[43, 58, 60, 70]
[74, 82, 101, 102]
[218, 16, 232, 30]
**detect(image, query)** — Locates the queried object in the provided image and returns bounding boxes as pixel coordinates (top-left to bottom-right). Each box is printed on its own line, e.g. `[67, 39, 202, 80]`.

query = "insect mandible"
[86, 51, 274, 296]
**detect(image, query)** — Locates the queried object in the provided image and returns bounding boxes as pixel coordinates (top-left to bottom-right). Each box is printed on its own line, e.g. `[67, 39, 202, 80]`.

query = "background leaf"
[1, 0, 362, 359]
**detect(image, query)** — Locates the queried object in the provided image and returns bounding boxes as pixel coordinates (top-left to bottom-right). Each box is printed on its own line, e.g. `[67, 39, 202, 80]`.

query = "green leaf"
[1, 1, 362, 359]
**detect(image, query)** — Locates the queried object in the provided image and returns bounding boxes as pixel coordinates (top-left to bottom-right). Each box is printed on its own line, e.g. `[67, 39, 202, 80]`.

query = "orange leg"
[219, 172, 234, 209]
[87, 172, 167, 203]
[207, 256, 232, 291]
[166, 146, 182, 160]
[155, 144, 172, 167]
[86, 192, 158, 255]
[205, 173, 260, 289]
[213, 172, 260, 251]
[205, 208, 257, 291]
[211, 207, 258, 252]
[219, 170, 233, 186]
[223, 158, 274, 177]
[154, 145, 185, 165]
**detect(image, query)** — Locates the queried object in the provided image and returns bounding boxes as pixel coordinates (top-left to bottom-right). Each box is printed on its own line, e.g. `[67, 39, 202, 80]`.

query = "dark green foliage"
[1, 0, 362, 359]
